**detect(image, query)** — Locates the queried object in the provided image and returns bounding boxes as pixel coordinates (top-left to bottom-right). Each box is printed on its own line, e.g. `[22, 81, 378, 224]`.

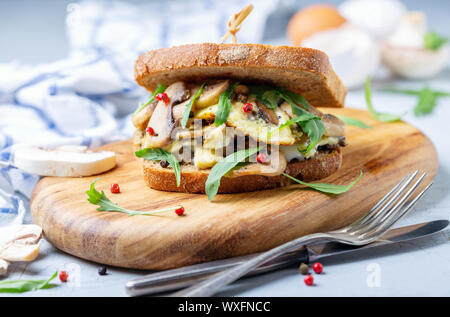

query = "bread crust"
[140, 147, 342, 194]
[135, 43, 346, 108]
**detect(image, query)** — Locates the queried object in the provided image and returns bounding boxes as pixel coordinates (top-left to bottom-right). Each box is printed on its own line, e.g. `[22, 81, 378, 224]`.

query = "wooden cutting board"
[30, 108, 438, 270]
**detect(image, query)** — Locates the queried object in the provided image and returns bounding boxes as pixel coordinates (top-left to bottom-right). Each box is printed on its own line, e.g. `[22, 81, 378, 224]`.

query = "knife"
[125, 220, 448, 296]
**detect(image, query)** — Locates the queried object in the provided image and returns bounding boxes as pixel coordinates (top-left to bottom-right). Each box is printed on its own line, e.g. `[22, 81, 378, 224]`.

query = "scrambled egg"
[195, 102, 295, 146]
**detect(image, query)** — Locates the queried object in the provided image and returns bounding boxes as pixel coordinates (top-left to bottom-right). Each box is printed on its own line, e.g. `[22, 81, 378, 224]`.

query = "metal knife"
[125, 220, 448, 296]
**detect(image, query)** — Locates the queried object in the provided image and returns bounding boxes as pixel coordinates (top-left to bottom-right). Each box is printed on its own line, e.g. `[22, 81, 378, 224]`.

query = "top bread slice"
[135, 43, 346, 108]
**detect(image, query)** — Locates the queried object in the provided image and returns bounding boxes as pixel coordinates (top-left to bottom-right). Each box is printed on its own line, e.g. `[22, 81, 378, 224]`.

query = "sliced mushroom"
[196, 80, 230, 108]
[131, 100, 157, 130]
[0, 224, 42, 265]
[143, 82, 189, 148]
[172, 99, 190, 121]
[173, 124, 232, 150]
[256, 101, 279, 125]
[279, 101, 293, 118]
[229, 150, 287, 177]
[322, 114, 346, 137]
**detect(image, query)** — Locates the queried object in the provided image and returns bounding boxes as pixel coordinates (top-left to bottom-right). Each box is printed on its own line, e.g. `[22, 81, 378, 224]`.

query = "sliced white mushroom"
[381, 12, 449, 79]
[132, 101, 157, 130]
[0, 244, 40, 262]
[322, 114, 346, 137]
[256, 101, 279, 125]
[172, 99, 191, 121]
[143, 82, 189, 148]
[0, 224, 42, 271]
[13, 146, 116, 177]
[196, 80, 230, 108]
[229, 150, 287, 177]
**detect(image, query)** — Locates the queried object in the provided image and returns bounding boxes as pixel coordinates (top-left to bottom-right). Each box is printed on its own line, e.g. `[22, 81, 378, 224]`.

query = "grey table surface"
[0, 0, 449, 297]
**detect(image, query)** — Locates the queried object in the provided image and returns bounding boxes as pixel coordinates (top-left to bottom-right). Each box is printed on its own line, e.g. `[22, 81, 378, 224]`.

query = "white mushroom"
[380, 12, 449, 79]
[132, 100, 157, 130]
[196, 80, 230, 108]
[143, 82, 190, 148]
[0, 224, 43, 275]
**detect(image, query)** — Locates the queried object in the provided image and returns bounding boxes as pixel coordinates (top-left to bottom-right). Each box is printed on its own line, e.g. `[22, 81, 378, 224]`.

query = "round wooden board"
[30, 108, 438, 270]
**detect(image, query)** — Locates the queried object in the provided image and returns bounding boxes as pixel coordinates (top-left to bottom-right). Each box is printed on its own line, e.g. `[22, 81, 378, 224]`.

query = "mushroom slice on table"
[0, 224, 43, 275]
[13, 145, 116, 177]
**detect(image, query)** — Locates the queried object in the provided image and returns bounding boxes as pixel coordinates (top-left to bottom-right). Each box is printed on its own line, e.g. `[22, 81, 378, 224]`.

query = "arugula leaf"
[335, 115, 371, 129]
[135, 148, 181, 187]
[214, 82, 239, 126]
[134, 84, 166, 113]
[181, 82, 206, 128]
[365, 76, 403, 123]
[87, 180, 182, 216]
[424, 31, 448, 51]
[301, 118, 326, 153]
[248, 85, 279, 109]
[382, 87, 450, 97]
[205, 147, 260, 201]
[283, 171, 363, 194]
[268, 112, 318, 137]
[276, 87, 324, 152]
[275, 87, 311, 110]
[0, 271, 57, 293]
[382, 86, 450, 117]
[414, 87, 437, 116]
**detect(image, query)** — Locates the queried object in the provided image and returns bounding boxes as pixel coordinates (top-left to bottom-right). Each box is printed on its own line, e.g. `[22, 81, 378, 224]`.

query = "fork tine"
[363, 181, 432, 240]
[347, 170, 420, 234]
[357, 172, 427, 238]
[338, 172, 412, 233]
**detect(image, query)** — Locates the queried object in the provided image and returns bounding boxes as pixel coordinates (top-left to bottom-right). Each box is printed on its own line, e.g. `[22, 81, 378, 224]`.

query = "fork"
[171, 170, 432, 297]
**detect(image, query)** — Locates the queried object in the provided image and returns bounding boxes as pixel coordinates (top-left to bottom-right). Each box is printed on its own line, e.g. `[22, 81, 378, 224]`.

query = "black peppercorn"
[98, 266, 107, 276]
[299, 263, 309, 275]
[160, 160, 169, 168]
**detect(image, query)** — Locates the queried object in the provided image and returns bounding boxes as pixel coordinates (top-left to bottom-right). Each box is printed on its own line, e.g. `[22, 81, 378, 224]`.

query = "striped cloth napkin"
[0, 0, 280, 226]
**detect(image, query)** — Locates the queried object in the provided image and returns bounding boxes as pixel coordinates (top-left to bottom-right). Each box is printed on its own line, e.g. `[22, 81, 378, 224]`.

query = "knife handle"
[125, 249, 308, 296]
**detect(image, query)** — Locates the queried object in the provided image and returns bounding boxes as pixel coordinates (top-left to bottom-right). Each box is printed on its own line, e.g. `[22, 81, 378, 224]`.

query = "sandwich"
[132, 43, 347, 199]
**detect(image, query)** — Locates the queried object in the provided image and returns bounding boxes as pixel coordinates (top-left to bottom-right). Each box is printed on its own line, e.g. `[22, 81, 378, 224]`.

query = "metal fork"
[171, 170, 431, 297]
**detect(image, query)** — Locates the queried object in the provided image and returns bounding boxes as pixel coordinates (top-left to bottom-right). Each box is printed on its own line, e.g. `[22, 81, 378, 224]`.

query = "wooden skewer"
[221, 4, 254, 44]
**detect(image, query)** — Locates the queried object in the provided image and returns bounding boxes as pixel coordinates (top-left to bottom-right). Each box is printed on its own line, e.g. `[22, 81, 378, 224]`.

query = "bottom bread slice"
[141, 147, 342, 194]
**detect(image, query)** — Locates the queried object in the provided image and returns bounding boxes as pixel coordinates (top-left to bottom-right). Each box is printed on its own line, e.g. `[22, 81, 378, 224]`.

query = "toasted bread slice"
[135, 43, 346, 108]
[140, 147, 342, 194]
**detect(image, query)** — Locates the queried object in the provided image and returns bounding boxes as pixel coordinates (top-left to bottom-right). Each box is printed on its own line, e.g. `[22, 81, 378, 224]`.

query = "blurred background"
[1, 0, 449, 63]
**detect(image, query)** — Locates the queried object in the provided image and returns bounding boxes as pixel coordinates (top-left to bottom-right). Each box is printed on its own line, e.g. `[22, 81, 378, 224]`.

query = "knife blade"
[125, 220, 448, 296]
